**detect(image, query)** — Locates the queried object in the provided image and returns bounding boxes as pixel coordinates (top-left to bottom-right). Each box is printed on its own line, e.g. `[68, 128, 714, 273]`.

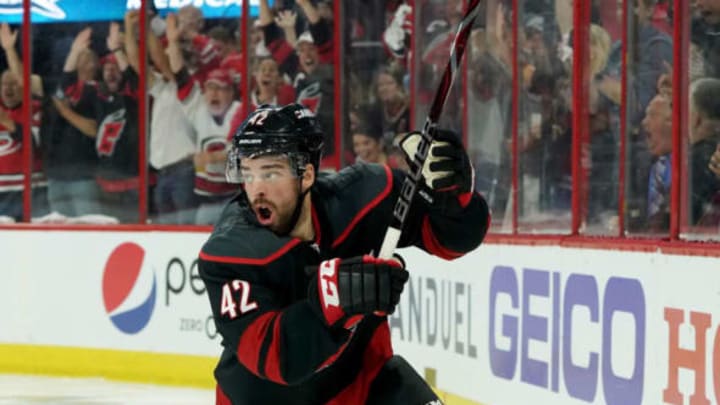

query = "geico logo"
[319, 260, 339, 307]
[165, 257, 206, 306]
[489, 266, 646, 404]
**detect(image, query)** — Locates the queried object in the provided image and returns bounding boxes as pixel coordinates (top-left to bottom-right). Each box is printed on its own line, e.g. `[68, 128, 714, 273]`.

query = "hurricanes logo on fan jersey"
[0, 0, 66, 19]
[0, 131, 19, 156]
[102, 242, 156, 334]
[97, 108, 127, 157]
[296, 82, 321, 114]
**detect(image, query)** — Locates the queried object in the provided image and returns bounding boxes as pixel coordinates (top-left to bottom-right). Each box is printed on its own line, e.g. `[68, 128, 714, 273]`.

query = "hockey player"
[198, 104, 489, 404]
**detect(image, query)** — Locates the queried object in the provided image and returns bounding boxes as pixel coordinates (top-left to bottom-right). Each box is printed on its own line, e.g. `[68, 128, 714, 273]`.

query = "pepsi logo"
[102, 242, 156, 334]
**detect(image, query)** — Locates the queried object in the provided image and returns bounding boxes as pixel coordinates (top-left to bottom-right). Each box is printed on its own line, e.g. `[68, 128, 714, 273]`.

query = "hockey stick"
[378, 0, 482, 260]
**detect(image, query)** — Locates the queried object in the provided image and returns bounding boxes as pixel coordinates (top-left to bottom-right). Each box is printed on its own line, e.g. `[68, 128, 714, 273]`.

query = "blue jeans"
[100, 189, 139, 223]
[0, 187, 50, 221]
[47, 179, 103, 217]
[153, 160, 199, 225]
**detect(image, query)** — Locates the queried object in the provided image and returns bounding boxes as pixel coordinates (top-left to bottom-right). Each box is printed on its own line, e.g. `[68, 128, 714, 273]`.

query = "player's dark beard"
[271, 203, 295, 235]
[278, 181, 307, 236]
[250, 179, 306, 235]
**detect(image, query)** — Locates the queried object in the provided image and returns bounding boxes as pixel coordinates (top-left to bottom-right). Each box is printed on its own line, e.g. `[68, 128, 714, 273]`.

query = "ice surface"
[0, 374, 214, 404]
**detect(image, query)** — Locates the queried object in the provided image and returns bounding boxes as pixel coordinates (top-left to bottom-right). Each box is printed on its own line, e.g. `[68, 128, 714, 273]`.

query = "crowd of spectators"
[460, 0, 720, 234]
[0, 0, 719, 236]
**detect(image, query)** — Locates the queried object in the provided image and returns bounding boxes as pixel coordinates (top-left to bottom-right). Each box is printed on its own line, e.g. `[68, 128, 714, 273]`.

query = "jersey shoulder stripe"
[200, 199, 300, 265]
[315, 163, 393, 249]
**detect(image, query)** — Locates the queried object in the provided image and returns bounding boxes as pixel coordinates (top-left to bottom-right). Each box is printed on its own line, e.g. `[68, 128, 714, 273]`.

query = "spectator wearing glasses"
[167, 13, 242, 225]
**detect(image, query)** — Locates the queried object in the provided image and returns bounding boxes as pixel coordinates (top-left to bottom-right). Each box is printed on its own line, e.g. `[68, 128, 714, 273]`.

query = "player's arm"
[299, 1, 333, 64]
[0, 23, 43, 97]
[395, 129, 490, 259]
[198, 252, 407, 385]
[0, 107, 17, 133]
[258, 0, 274, 27]
[173, 69, 202, 123]
[107, 22, 129, 72]
[259, 0, 299, 78]
[63, 27, 92, 74]
[165, 13, 185, 75]
[51, 97, 98, 138]
[121, 66, 139, 99]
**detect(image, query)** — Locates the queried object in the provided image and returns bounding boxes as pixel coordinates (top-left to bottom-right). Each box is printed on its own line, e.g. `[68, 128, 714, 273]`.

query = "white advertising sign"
[0, 231, 219, 357]
[1, 231, 719, 405]
[392, 244, 720, 405]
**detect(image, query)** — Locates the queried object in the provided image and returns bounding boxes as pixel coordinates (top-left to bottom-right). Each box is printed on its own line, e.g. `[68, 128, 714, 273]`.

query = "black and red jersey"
[44, 72, 99, 181]
[198, 163, 489, 404]
[92, 69, 140, 188]
[262, 19, 335, 156]
[263, 18, 333, 83]
[0, 100, 45, 192]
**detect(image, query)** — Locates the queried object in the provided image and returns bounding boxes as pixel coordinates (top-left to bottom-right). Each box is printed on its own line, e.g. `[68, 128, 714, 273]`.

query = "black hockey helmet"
[226, 103, 325, 183]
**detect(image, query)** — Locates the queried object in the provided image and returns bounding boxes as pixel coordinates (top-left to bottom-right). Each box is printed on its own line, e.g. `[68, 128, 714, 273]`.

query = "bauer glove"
[399, 129, 475, 212]
[399, 129, 474, 194]
[307, 255, 409, 328]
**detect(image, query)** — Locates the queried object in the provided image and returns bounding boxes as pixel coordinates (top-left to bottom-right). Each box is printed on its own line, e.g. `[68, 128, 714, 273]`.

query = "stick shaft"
[379, 0, 481, 259]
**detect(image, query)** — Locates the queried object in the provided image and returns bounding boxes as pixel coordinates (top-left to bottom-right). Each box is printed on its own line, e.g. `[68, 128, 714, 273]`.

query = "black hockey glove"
[307, 255, 409, 328]
[399, 129, 475, 207]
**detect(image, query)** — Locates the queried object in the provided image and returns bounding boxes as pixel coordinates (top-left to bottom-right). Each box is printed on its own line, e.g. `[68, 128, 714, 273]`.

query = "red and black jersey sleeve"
[315, 164, 489, 261]
[389, 168, 490, 260]
[189, 34, 222, 84]
[262, 22, 300, 79]
[60, 72, 98, 107]
[198, 262, 352, 386]
[120, 68, 139, 99]
[308, 18, 333, 64]
[198, 209, 361, 387]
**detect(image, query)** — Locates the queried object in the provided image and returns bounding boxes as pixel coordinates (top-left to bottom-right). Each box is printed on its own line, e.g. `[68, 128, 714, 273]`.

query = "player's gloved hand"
[398, 129, 475, 207]
[307, 255, 409, 328]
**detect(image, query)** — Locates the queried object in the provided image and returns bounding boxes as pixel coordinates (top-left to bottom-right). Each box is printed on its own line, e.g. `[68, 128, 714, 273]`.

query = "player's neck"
[289, 192, 314, 242]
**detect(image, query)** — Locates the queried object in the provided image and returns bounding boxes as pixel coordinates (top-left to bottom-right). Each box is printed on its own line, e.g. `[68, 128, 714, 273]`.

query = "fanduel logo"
[0, 0, 66, 19]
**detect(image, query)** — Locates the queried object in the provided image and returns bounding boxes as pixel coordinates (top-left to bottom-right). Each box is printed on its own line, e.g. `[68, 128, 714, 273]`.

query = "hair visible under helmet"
[226, 103, 325, 184]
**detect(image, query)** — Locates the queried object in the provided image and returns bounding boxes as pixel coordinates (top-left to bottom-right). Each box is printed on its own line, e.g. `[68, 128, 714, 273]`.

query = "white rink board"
[1, 230, 719, 405]
[0, 231, 218, 357]
[393, 244, 720, 405]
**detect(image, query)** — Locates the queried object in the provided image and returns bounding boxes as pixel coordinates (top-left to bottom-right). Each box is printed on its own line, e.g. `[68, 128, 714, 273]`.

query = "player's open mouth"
[255, 205, 274, 225]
